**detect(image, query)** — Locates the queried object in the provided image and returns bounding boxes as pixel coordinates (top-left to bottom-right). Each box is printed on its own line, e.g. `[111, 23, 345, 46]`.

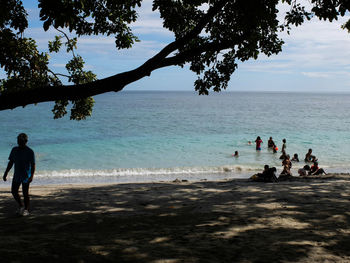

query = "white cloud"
[131, 0, 173, 37]
[302, 71, 350, 78]
[302, 72, 331, 78]
[247, 15, 350, 75]
[239, 62, 293, 74]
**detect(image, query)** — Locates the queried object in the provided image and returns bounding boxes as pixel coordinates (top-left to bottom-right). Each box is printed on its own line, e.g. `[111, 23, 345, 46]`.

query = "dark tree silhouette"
[1, 0, 349, 119]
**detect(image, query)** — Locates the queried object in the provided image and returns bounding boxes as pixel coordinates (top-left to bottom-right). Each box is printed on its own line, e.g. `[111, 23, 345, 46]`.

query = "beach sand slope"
[1, 175, 350, 262]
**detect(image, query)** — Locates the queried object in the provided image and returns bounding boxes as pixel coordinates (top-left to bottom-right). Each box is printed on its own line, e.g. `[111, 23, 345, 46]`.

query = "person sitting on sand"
[298, 165, 311, 176]
[268, 137, 275, 148]
[279, 155, 292, 178]
[250, 167, 267, 182]
[251, 165, 277, 182]
[255, 136, 263, 151]
[309, 162, 327, 176]
[262, 164, 269, 176]
[282, 155, 292, 169]
[291, 153, 299, 162]
[305, 149, 317, 162]
[263, 166, 278, 182]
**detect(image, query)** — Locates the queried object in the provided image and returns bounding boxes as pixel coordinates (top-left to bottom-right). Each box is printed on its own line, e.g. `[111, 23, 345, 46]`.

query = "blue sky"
[13, 1, 350, 93]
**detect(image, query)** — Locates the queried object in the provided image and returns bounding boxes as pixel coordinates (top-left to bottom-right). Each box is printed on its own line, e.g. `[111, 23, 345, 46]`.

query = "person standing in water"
[255, 136, 263, 151]
[305, 149, 317, 162]
[268, 137, 275, 149]
[281, 138, 287, 152]
[3, 133, 35, 216]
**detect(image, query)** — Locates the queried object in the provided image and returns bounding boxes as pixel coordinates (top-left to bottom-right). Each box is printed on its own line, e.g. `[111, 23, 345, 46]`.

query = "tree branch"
[48, 69, 70, 79]
[56, 28, 77, 58]
[155, 41, 235, 70]
[0, 0, 229, 111]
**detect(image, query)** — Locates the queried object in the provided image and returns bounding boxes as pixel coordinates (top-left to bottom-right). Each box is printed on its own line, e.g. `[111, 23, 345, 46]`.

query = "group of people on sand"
[250, 136, 327, 182]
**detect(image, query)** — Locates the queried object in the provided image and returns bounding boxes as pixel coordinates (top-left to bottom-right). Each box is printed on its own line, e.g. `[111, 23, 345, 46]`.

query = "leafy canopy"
[1, 0, 350, 119]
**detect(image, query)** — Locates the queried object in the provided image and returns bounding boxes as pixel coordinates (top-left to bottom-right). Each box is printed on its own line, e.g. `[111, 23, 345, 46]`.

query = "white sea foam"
[1, 165, 255, 185]
[35, 165, 260, 178]
[0, 164, 347, 187]
[32, 163, 350, 183]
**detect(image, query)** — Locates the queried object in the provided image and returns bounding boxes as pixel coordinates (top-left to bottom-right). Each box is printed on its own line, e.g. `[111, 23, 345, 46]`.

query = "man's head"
[17, 133, 28, 147]
[304, 165, 311, 171]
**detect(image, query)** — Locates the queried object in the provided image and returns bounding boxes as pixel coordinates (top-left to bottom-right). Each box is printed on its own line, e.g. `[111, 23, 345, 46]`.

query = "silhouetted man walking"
[3, 133, 35, 216]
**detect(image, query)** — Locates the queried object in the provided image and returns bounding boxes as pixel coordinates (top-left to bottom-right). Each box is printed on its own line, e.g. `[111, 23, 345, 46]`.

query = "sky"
[11, 0, 350, 93]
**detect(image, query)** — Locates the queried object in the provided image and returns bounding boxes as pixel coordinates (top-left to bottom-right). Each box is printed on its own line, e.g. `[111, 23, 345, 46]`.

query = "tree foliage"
[0, 0, 349, 119]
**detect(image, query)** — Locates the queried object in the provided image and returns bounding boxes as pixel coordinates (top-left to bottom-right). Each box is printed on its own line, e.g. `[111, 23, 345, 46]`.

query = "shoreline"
[1, 172, 350, 188]
[1, 174, 350, 262]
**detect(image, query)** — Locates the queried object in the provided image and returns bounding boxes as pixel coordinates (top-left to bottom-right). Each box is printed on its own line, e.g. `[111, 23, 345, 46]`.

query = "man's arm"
[3, 160, 14, 181]
[311, 168, 319, 176]
[28, 163, 35, 183]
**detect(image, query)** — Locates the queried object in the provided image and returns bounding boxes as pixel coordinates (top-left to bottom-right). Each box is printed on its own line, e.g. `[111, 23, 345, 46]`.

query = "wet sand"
[1, 174, 350, 262]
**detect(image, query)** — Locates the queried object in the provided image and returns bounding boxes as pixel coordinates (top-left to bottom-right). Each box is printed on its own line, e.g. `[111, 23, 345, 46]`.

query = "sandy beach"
[1, 174, 350, 262]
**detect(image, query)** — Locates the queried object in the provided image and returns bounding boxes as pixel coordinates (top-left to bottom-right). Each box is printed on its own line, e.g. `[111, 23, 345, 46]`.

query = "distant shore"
[1, 174, 350, 262]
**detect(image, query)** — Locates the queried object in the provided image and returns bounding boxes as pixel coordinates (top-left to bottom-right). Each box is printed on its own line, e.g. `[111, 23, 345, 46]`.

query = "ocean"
[1, 91, 349, 185]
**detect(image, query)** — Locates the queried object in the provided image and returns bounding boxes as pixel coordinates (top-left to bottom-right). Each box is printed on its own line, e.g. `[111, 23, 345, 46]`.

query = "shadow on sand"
[1, 177, 350, 262]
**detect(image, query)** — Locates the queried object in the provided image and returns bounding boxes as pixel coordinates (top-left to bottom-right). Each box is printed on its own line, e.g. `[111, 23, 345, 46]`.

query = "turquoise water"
[1, 91, 349, 185]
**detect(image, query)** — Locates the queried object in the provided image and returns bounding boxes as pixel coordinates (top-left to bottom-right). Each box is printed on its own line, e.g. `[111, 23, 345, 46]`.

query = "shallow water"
[1, 91, 349, 185]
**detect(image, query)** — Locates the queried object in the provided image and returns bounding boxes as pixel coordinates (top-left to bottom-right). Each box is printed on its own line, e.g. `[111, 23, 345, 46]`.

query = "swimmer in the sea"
[291, 153, 299, 162]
